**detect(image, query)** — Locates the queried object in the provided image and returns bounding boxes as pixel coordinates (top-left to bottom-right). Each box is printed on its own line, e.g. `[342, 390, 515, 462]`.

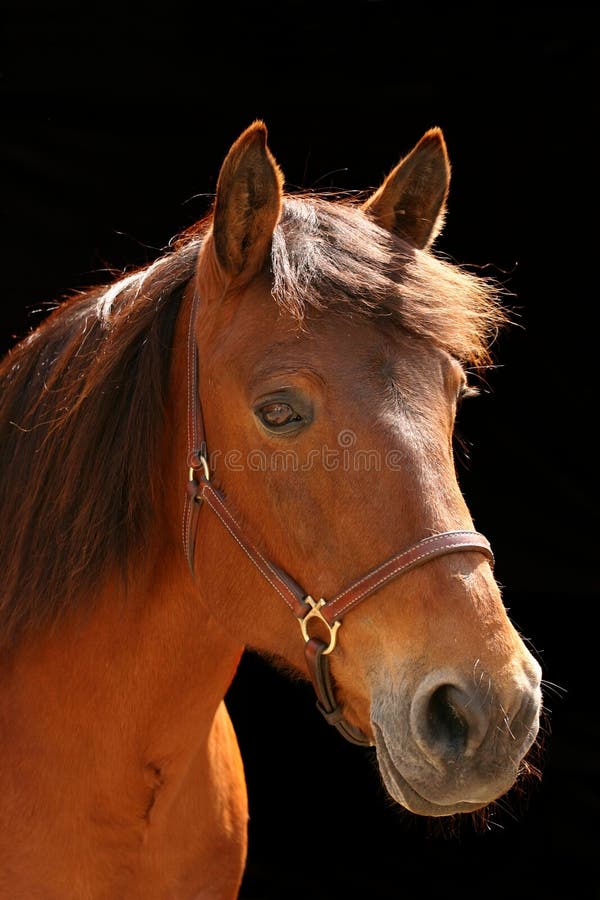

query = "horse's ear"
[363, 128, 450, 249]
[211, 120, 284, 283]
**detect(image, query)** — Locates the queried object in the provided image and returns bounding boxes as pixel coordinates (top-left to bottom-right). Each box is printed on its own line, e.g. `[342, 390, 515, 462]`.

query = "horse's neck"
[0, 566, 246, 894]
[2, 559, 241, 779]
[0, 288, 249, 896]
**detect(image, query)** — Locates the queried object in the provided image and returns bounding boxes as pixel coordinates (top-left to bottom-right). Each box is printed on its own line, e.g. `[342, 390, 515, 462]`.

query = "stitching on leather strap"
[202, 488, 300, 614]
[328, 536, 493, 621]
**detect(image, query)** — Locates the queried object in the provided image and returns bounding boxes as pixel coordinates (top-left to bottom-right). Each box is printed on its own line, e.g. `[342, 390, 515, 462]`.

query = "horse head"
[185, 122, 542, 816]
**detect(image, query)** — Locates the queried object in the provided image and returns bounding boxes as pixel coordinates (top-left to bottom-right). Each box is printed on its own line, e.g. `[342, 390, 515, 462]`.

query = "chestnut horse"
[0, 122, 542, 898]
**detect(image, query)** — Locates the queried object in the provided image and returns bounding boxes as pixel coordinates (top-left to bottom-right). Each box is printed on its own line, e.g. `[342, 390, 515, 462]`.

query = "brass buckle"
[298, 596, 340, 655]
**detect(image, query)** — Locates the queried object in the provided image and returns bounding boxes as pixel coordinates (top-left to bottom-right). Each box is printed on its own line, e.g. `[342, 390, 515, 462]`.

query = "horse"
[0, 121, 542, 899]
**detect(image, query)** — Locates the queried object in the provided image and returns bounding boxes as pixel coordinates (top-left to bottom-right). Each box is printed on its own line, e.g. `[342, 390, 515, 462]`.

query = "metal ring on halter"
[189, 453, 210, 484]
[298, 596, 341, 655]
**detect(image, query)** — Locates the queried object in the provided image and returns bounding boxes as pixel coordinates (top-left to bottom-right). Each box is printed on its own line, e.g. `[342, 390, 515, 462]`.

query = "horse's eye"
[258, 402, 302, 429]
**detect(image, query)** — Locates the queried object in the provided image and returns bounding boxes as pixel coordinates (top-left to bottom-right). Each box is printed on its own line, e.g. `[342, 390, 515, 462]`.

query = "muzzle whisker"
[499, 703, 516, 741]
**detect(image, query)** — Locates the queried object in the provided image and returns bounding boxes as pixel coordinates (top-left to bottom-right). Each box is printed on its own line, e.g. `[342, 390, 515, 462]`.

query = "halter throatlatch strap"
[182, 292, 495, 747]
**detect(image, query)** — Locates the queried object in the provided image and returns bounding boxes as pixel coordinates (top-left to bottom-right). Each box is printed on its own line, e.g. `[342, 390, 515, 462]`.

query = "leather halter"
[182, 290, 495, 746]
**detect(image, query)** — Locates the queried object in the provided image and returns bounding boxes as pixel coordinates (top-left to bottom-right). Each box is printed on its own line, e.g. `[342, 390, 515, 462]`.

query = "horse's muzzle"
[371, 661, 542, 816]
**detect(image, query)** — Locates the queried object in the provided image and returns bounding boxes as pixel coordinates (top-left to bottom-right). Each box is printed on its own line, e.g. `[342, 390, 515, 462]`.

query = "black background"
[1, 3, 597, 898]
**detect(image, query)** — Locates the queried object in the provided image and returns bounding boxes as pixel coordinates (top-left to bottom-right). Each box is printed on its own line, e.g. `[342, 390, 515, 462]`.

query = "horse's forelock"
[272, 196, 508, 364]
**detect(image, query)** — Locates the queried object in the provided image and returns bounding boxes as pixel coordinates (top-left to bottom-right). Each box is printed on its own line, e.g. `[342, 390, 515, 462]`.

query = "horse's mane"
[0, 196, 506, 645]
[0, 230, 204, 644]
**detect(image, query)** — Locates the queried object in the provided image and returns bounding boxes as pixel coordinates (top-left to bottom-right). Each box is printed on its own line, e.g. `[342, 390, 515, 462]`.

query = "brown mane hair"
[0, 196, 506, 645]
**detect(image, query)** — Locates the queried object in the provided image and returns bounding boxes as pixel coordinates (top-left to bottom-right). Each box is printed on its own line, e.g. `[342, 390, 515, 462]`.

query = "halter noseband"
[182, 291, 494, 746]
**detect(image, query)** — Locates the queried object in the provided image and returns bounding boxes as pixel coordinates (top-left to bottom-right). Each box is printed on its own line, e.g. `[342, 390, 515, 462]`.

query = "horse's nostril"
[426, 685, 469, 759]
[411, 673, 492, 767]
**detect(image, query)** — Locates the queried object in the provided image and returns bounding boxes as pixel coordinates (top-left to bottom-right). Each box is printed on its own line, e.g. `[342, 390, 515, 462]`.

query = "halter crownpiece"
[182, 292, 494, 746]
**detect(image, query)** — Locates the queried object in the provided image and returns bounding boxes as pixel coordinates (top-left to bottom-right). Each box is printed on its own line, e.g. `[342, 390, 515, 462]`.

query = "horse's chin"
[373, 723, 495, 817]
